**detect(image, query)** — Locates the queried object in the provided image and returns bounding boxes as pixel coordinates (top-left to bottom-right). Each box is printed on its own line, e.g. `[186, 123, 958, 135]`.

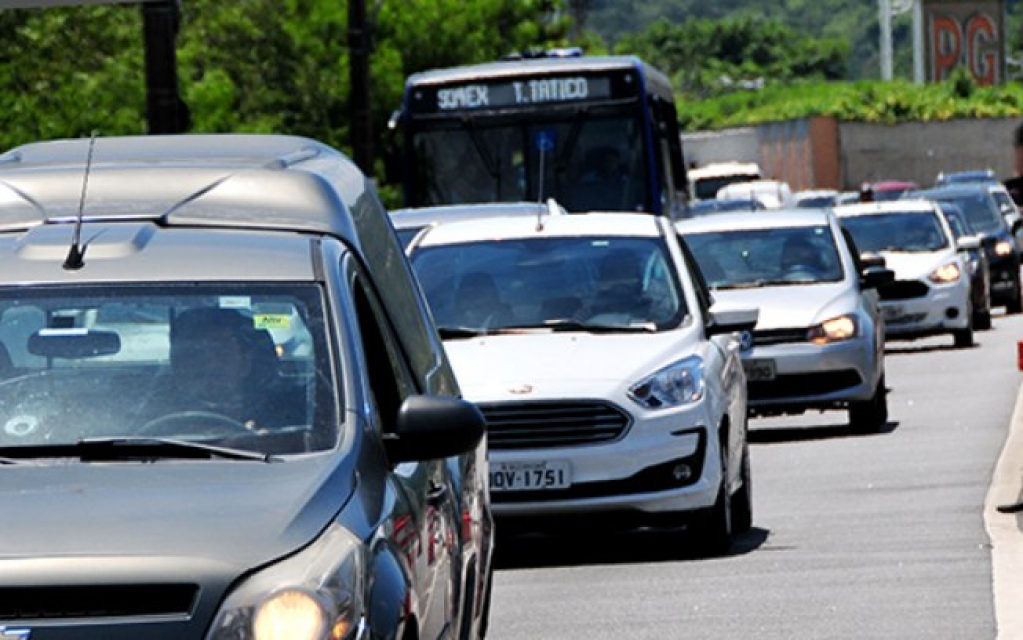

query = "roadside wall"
[684, 116, 1021, 192]
[838, 118, 1017, 188]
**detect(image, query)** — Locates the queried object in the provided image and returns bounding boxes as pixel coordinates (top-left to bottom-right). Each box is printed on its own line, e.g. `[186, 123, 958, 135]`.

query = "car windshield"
[684, 225, 845, 288]
[914, 190, 1003, 233]
[0, 284, 338, 455]
[841, 211, 950, 253]
[410, 236, 687, 333]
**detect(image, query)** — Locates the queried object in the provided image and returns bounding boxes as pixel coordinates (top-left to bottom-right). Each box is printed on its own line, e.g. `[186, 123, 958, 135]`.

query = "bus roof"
[404, 55, 674, 100]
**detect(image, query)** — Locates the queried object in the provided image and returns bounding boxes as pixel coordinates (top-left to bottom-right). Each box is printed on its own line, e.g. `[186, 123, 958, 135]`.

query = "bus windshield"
[394, 55, 687, 217]
[409, 110, 650, 212]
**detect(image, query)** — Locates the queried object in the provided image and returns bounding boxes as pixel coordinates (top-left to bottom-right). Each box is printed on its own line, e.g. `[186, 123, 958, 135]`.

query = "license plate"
[882, 304, 905, 321]
[489, 461, 571, 492]
[743, 358, 776, 382]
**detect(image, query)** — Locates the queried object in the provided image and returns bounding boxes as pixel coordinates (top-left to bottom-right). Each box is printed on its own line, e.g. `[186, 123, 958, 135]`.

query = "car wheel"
[849, 374, 888, 433]
[953, 326, 974, 348]
[730, 442, 753, 534]
[689, 444, 732, 556]
[974, 307, 992, 331]
[1006, 275, 1023, 315]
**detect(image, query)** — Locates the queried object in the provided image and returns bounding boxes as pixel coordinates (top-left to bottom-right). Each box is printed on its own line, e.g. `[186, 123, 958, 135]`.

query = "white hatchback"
[835, 199, 975, 348]
[408, 212, 758, 553]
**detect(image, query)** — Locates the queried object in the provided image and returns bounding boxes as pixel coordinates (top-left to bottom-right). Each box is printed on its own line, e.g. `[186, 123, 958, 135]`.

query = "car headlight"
[207, 523, 365, 640]
[628, 355, 704, 409]
[995, 240, 1015, 257]
[928, 262, 961, 284]
[807, 314, 858, 345]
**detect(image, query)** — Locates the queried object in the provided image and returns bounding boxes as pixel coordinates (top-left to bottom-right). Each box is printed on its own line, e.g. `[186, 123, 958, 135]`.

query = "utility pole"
[348, 0, 373, 174]
[141, 0, 190, 133]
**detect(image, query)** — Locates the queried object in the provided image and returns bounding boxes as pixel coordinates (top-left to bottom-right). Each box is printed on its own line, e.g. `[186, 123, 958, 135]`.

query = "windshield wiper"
[437, 326, 490, 339]
[0, 438, 277, 463]
[538, 319, 657, 334]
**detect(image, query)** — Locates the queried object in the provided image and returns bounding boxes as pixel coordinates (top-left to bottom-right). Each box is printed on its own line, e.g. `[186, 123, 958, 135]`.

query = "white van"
[688, 162, 762, 201]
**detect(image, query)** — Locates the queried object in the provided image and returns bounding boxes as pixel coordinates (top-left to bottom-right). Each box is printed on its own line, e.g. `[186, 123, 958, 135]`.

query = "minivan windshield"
[0, 284, 338, 455]
[410, 236, 687, 333]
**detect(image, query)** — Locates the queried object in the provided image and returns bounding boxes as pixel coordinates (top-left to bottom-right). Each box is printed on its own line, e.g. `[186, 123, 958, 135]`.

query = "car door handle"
[426, 483, 448, 507]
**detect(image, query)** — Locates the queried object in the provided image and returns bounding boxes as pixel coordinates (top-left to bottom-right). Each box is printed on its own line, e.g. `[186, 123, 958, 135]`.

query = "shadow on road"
[749, 419, 899, 444]
[493, 525, 770, 571]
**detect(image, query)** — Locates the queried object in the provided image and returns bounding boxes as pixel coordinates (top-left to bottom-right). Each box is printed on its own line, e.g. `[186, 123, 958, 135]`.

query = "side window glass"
[677, 233, 714, 315]
[351, 272, 416, 433]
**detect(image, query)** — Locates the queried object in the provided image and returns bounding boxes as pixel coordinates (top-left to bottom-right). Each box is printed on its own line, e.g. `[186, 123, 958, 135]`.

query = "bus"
[388, 51, 689, 217]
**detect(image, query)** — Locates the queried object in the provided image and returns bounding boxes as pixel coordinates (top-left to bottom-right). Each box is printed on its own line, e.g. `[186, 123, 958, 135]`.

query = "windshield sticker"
[254, 314, 291, 330]
[219, 296, 251, 309]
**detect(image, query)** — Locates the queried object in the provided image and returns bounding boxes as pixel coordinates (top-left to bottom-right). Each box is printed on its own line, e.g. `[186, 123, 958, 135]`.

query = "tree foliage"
[0, 0, 570, 182]
[616, 17, 848, 98]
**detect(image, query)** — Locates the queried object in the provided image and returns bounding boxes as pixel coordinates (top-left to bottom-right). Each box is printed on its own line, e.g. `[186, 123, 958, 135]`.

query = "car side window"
[676, 233, 714, 316]
[349, 263, 416, 434]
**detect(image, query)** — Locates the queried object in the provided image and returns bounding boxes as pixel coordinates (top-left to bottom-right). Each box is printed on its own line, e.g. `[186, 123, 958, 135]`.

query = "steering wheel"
[138, 411, 252, 438]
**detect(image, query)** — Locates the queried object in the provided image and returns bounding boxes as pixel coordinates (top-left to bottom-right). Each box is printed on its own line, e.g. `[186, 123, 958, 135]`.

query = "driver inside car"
[780, 236, 826, 277]
[138, 307, 302, 435]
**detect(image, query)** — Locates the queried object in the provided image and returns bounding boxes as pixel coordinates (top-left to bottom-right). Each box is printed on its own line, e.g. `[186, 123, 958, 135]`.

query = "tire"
[730, 443, 753, 534]
[849, 374, 888, 434]
[1006, 274, 1023, 315]
[953, 326, 973, 348]
[974, 308, 992, 331]
[689, 445, 732, 556]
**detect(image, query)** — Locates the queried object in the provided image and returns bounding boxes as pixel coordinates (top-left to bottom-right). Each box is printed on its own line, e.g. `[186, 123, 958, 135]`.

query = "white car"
[678, 209, 892, 432]
[716, 179, 794, 209]
[390, 199, 566, 249]
[835, 200, 975, 348]
[408, 212, 758, 553]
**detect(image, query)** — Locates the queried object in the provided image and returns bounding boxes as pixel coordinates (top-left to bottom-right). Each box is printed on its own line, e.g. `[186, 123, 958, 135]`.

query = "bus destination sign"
[420, 76, 614, 113]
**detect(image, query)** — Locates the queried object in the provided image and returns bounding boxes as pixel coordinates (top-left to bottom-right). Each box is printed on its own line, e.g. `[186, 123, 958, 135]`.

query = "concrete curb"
[985, 381, 1023, 639]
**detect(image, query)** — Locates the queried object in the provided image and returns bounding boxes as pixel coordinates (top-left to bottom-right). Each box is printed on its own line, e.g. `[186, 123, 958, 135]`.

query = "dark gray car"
[0, 134, 492, 640]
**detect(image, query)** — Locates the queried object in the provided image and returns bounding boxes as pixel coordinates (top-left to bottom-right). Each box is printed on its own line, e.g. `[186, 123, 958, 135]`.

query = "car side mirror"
[706, 305, 759, 337]
[861, 266, 895, 290]
[978, 233, 999, 250]
[956, 235, 982, 252]
[859, 252, 886, 269]
[386, 395, 485, 463]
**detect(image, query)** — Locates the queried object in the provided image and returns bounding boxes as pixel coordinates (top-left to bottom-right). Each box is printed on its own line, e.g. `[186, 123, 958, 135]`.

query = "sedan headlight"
[628, 355, 704, 409]
[208, 523, 365, 640]
[994, 240, 1015, 257]
[928, 262, 961, 284]
[807, 314, 858, 345]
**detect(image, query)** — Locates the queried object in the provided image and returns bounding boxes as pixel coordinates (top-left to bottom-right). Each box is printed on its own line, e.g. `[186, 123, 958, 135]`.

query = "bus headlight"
[207, 524, 365, 640]
[928, 262, 961, 284]
[807, 314, 858, 344]
[628, 355, 704, 409]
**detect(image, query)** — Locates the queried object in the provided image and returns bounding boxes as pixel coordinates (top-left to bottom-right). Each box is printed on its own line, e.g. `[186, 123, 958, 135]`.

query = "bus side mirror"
[384, 110, 403, 184]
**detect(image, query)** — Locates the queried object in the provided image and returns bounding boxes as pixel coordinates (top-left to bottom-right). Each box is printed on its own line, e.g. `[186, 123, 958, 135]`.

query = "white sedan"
[835, 199, 975, 348]
[408, 212, 758, 553]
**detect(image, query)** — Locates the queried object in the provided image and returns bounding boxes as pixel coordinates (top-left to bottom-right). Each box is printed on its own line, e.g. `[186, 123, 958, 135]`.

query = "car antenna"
[63, 130, 98, 271]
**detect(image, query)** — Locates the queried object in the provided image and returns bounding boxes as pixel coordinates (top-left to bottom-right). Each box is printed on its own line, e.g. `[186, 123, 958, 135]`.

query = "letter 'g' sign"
[925, 0, 1004, 85]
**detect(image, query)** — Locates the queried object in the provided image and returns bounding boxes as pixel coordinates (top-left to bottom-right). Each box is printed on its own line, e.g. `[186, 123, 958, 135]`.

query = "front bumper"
[880, 278, 971, 338]
[742, 332, 878, 414]
[483, 398, 723, 519]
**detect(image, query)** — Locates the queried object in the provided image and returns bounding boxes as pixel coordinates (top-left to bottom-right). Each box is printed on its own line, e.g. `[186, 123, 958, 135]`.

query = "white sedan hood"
[443, 329, 700, 403]
[710, 284, 854, 330]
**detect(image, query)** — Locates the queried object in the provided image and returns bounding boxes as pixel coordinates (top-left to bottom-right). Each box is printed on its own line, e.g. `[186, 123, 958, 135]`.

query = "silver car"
[678, 209, 893, 432]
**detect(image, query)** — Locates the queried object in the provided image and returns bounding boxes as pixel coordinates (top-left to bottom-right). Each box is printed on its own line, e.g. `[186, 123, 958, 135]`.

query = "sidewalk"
[984, 382, 1023, 639]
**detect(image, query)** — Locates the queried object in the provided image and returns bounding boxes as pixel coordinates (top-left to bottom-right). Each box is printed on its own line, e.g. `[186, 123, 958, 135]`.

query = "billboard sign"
[924, 0, 1006, 85]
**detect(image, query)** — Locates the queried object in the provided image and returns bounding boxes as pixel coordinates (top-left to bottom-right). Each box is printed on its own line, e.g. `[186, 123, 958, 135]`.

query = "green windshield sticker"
[254, 314, 291, 330]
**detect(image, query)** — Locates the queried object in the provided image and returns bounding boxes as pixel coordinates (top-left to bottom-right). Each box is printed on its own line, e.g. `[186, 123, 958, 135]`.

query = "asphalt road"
[487, 312, 1023, 640]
